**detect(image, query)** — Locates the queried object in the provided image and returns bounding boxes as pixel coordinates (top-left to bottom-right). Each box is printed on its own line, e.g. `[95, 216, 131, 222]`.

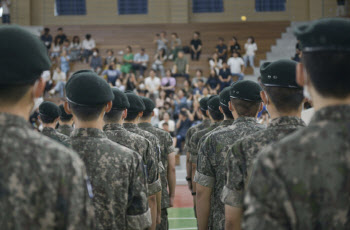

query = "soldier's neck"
[74, 117, 104, 130]
[267, 104, 302, 120]
[59, 120, 74, 126]
[0, 99, 34, 120]
[124, 118, 139, 124]
[43, 123, 57, 129]
[312, 94, 350, 112]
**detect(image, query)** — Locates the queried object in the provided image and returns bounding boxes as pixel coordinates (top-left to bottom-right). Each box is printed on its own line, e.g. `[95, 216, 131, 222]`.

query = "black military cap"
[199, 97, 209, 111]
[230, 80, 262, 102]
[294, 18, 350, 53]
[207, 95, 221, 112]
[0, 25, 51, 86]
[65, 70, 114, 106]
[260, 59, 300, 89]
[141, 96, 155, 112]
[59, 104, 73, 120]
[219, 86, 232, 108]
[39, 101, 60, 119]
[111, 88, 130, 110]
[125, 92, 145, 113]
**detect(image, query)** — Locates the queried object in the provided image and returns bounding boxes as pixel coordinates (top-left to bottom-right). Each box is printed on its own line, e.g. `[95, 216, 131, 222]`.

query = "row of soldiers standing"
[184, 18, 350, 230]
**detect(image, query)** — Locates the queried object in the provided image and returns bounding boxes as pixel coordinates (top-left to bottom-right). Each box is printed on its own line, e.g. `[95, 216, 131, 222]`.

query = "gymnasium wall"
[10, 0, 349, 26]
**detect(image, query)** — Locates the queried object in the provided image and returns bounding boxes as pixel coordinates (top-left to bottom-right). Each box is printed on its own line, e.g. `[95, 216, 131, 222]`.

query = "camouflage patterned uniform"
[70, 128, 151, 230]
[188, 121, 222, 164]
[41, 127, 71, 147]
[195, 117, 265, 229]
[57, 124, 74, 136]
[103, 123, 161, 195]
[138, 122, 176, 230]
[184, 119, 211, 153]
[0, 113, 95, 229]
[243, 105, 350, 230]
[222, 116, 305, 208]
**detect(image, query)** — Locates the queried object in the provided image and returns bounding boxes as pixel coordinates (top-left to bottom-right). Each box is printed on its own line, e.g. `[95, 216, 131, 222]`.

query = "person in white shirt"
[158, 112, 175, 132]
[82, 34, 96, 63]
[1, 0, 11, 24]
[145, 69, 161, 102]
[132, 48, 149, 77]
[209, 53, 223, 75]
[243, 36, 258, 68]
[227, 51, 245, 82]
[50, 67, 67, 98]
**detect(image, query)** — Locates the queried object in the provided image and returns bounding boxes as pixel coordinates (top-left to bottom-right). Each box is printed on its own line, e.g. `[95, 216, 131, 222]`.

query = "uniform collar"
[138, 122, 153, 128]
[202, 119, 211, 126]
[233, 116, 257, 124]
[71, 128, 107, 139]
[60, 124, 72, 128]
[268, 116, 306, 128]
[0, 112, 32, 129]
[42, 127, 56, 133]
[123, 123, 138, 129]
[103, 123, 124, 132]
[221, 119, 234, 126]
[310, 105, 350, 124]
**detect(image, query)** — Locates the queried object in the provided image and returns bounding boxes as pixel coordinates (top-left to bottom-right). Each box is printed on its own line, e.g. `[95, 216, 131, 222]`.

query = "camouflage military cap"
[39, 101, 60, 119]
[140, 96, 155, 112]
[0, 25, 51, 86]
[219, 86, 232, 108]
[65, 70, 114, 106]
[208, 95, 221, 112]
[230, 80, 262, 102]
[125, 92, 146, 113]
[294, 18, 350, 53]
[111, 88, 130, 110]
[199, 97, 209, 111]
[59, 104, 73, 120]
[260, 59, 300, 89]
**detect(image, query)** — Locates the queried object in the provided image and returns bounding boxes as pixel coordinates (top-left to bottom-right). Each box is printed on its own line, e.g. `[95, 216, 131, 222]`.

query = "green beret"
[39, 101, 60, 119]
[59, 104, 73, 120]
[125, 92, 145, 113]
[111, 88, 130, 110]
[0, 25, 51, 86]
[230, 80, 262, 102]
[141, 97, 155, 112]
[65, 70, 114, 106]
[260, 59, 300, 89]
[294, 18, 350, 53]
[207, 95, 221, 112]
[199, 97, 209, 111]
[219, 86, 232, 108]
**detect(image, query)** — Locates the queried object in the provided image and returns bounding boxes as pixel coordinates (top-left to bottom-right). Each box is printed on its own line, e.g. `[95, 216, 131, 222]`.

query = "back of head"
[295, 18, 350, 99]
[124, 92, 145, 121]
[208, 95, 224, 121]
[199, 96, 209, 118]
[39, 101, 60, 124]
[260, 59, 304, 113]
[140, 96, 155, 120]
[219, 86, 234, 119]
[59, 104, 73, 122]
[104, 88, 130, 123]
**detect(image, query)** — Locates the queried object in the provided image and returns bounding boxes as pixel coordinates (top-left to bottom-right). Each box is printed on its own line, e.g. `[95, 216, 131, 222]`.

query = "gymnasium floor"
[169, 185, 197, 230]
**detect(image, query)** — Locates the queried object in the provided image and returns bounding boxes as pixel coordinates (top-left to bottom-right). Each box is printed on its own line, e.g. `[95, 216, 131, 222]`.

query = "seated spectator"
[192, 69, 207, 88]
[50, 36, 61, 62]
[169, 32, 182, 60]
[219, 62, 232, 90]
[209, 52, 223, 75]
[243, 36, 258, 68]
[132, 48, 149, 77]
[50, 67, 66, 98]
[82, 33, 96, 63]
[229, 36, 241, 55]
[183, 79, 192, 95]
[193, 79, 205, 96]
[121, 46, 134, 75]
[172, 51, 189, 79]
[69, 36, 82, 61]
[190, 31, 202, 61]
[102, 62, 121, 86]
[174, 89, 189, 116]
[159, 112, 175, 133]
[152, 48, 167, 77]
[202, 87, 210, 98]
[161, 69, 176, 97]
[90, 48, 103, 75]
[41, 28, 52, 50]
[156, 90, 167, 108]
[59, 50, 70, 75]
[175, 110, 193, 152]
[62, 39, 71, 53]
[216, 37, 228, 61]
[154, 31, 168, 52]
[145, 69, 161, 102]
[114, 79, 126, 92]
[124, 73, 138, 92]
[206, 70, 220, 94]
[54, 27, 67, 45]
[104, 49, 117, 66]
[227, 51, 245, 82]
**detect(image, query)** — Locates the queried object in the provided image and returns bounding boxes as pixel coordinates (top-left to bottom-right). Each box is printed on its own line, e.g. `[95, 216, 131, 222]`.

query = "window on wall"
[255, 0, 286, 12]
[55, 0, 86, 16]
[118, 0, 148, 15]
[192, 0, 224, 13]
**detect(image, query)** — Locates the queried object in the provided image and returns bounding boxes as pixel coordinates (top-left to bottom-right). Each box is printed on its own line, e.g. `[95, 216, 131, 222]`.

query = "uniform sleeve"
[221, 141, 245, 208]
[127, 152, 152, 230]
[184, 127, 193, 152]
[243, 148, 295, 230]
[188, 133, 198, 164]
[194, 136, 215, 188]
[165, 132, 175, 155]
[145, 140, 162, 196]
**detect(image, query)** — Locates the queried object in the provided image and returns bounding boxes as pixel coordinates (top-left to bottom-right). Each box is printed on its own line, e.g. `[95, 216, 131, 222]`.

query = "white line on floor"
[169, 228, 197, 230]
[168, 217, 196, 220]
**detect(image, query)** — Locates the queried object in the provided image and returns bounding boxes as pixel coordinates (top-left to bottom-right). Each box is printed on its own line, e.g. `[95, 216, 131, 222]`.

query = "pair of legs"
[243, 55, 255, 68]
[83, 49, 93, 63]
[132, 63, 147, 77]
[54, 81, 66, 98]
[191, 50, 201, 61]
[173, 73, 190, 80]
[152, 63, 165, 77]
[2, 14, 10, 24]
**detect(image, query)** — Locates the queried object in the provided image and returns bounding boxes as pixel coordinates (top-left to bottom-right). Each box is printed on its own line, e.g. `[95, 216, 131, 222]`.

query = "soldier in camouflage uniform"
[243, 18, 350, 230]
[57, 104, 74, 136]
[139, 97, 176, 230]
[39, 101, 71, 147]
[222, 60, 306, 229]
[65, 70, 151, 230]
[103, 89, 161, 230]
[0, 25, 95, 229]
[195, 81, 265, 230]
[123, 92, 163, 230]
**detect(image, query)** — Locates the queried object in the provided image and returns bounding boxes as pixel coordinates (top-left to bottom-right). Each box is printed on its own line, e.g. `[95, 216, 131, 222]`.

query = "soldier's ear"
[206, 110, 210, 117]
[152, 111, 155, 117]
[122, 109, 128, 119]
[228, 101, 233, 112]
[64, 101, 72, 115]
[139, 111, 144, 118]
[219, 106, 224, 114]
[296, 62, 306, 87]
[105, 101, 112, 113]
[33, 77, 45, 98]
[260, 91, 268, 106]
